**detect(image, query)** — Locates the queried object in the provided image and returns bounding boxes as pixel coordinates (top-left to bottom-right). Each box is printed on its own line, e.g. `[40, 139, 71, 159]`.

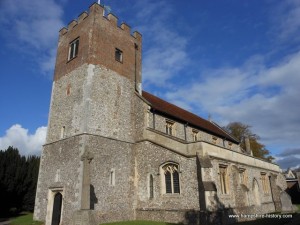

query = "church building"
[34, 3, 288, 225]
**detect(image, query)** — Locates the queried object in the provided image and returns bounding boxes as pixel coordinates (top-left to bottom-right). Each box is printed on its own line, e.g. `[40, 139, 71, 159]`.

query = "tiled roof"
[142, 91, 239, 144]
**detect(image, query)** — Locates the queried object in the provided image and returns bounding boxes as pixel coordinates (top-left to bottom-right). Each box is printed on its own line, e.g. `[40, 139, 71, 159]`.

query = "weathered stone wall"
[34, 136, 83, 224]
[54, 3, 142, 85]
[135, 141, 200, 223]
[148, 112, 240, 152]
[34, 133, 138, 225]
[47, 63, 140, 144]
[85, 135, 136, 223]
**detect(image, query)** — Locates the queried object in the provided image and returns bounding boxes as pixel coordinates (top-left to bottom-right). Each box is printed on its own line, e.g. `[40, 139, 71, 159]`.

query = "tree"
[0, 146, 40, 216]
[224, 122, 274, 162]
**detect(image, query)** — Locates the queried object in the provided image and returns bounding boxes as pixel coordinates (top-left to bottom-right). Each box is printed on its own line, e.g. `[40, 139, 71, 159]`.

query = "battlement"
[59, 3, 142, 41]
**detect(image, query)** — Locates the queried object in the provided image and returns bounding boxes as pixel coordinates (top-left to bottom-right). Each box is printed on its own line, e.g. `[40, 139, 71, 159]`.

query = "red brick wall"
[54, 3, 142, 83]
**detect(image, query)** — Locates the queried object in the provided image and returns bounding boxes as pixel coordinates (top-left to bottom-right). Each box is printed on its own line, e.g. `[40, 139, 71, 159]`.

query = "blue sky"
[0, 0, 300, 169]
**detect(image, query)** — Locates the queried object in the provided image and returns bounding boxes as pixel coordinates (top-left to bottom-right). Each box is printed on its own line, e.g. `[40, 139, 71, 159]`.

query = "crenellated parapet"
[54, 2, 142, 86]
[58, 3, 142, 40]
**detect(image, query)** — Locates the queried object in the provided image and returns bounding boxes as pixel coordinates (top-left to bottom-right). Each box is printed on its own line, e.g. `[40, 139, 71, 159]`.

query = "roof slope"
[142, 91, 239, 144]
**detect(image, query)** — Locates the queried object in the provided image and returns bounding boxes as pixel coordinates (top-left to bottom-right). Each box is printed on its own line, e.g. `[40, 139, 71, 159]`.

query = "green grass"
[296, 204, 300, 212]
[10, 213, 43, 225]
[101, 221, 179, 225]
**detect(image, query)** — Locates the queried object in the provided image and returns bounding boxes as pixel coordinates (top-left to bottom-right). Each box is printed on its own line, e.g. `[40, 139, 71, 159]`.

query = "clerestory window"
[192, 129, 199, 141]
[165, 120, 175, 136]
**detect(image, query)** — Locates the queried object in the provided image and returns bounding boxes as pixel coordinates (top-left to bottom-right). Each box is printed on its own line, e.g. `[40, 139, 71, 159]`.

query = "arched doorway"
[252, 179, 261, 206]
[51, 192, 62, 225]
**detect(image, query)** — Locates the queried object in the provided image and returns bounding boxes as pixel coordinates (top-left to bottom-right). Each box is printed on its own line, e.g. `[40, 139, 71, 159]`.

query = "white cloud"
[0, 124, 47, 156]
[0, 0, 64, 74]
[164, 50, 300, 153]
[275, 0, 300, 43]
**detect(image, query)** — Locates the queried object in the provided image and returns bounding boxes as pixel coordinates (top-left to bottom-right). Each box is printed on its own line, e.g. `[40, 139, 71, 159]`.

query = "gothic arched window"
[162, 163, 180, 194]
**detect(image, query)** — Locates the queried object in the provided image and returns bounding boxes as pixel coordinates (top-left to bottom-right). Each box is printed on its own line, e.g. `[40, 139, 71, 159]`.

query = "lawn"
[10, 213, 43, 225]
[296, 204, 300, 212]
[8, 209, 300, 225]
[101, 221, 179, 225]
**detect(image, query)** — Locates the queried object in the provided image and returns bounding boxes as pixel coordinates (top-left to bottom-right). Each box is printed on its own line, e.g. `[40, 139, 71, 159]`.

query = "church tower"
[34, 3, 143, 225]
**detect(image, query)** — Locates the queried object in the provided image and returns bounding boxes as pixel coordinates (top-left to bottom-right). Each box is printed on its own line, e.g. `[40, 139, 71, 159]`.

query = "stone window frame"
[109, 169, 115, 186]
[239, 168, 248, 186]
[165, 119, 176, 136]
[68, 37, 79, 61]
[212, 136, 218, 145]
[218, 164, 230, 195]
[160, 162, 181, 195]
[60, 126, 65, 139]
[192, 129, 199, 141]
[148, 173, 154, 199]
[115, 48, 123, 63]
[261, 172, 269, 194]
[66, 84, 71, 96]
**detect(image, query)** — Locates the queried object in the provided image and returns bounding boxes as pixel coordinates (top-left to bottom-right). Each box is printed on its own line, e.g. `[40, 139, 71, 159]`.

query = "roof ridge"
[142, 91, 239, 144]
[210, 120, 240, 143]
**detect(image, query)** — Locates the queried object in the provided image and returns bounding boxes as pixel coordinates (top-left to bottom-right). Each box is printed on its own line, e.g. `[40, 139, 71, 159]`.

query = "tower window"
[162, 163, 180, 194]
[109, 169, 115, 186]
[68, 38, 79, 60]
[115, 48, 123, 62]
[60, 126, 65, 139]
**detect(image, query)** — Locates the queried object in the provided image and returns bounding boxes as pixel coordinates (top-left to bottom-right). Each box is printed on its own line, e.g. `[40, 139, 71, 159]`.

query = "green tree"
[0, 146, 40, 216]
[224, 122, 274, 162]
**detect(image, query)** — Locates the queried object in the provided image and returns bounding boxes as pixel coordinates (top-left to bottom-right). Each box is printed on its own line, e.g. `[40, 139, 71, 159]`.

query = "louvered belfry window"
[163, 164, 180, 194]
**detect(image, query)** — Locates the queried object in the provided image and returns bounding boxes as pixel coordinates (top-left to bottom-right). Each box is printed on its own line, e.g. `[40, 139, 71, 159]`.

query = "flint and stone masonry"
[34, 3, 290, 225]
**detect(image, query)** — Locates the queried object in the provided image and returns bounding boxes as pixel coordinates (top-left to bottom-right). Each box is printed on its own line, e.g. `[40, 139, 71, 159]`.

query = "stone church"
[34, 3, 288, 225]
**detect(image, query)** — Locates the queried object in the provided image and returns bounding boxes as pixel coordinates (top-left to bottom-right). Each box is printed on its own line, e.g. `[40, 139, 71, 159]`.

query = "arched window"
[162, 163, 180, 194]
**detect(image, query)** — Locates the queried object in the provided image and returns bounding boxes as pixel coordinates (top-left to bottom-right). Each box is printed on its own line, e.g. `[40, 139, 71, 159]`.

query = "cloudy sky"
[0, 0, 299, 169]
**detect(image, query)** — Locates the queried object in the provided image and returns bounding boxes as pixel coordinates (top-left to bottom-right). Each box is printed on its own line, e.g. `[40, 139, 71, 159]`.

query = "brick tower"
[34, 3, 143, 225]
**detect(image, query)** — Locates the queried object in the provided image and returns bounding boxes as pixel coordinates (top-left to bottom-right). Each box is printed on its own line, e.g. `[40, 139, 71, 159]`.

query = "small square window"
[115, 48, 123, 62]
[68, 38, 79, 60]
